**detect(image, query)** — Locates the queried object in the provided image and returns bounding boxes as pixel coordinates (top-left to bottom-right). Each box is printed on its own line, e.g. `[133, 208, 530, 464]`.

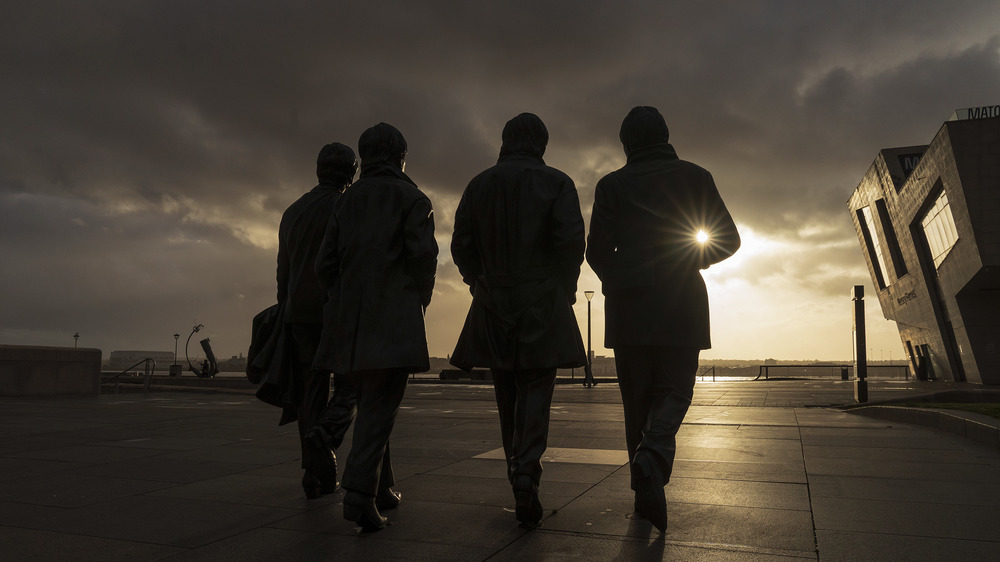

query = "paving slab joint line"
[548, 463, 630, 517]
[481, 462, 634, 558]
[511, 529, 817, 559]
[794, 409, 823, 562]
[481, 526, 535, 560]
[683, 422, 799, 428]
[844, 405, 1000, 450]
[808, 526, 1000, 545]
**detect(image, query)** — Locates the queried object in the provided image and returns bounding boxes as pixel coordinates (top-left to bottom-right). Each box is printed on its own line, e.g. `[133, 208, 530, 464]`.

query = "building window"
[874, 199, 907, 277]
[921, 191, 959, 268]
[861, 206, 890, 288]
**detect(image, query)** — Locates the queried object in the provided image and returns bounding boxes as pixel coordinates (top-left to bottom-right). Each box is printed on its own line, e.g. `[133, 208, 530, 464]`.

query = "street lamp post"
[73, 332, 79, 348]
[171, 333, 181, 376]
[584, 291, 595, 388]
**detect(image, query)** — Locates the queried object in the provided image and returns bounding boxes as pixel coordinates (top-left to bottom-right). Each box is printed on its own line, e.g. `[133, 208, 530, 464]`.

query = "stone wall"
[0, 345, 102, 396]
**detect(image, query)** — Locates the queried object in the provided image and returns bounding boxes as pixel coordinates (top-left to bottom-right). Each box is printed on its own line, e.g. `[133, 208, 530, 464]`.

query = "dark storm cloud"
[0, 190, 273, 353]
[704, 34, 1000, 246]
[2, 1, 998, 357]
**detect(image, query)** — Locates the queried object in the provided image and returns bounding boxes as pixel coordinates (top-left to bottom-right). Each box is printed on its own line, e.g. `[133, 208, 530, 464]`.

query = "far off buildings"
[107, 350, 175, 369]
[848, 106, 1000, 384]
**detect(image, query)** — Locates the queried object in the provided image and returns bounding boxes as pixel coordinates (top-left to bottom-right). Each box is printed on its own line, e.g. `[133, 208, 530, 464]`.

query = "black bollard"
[852, 285, 868, 403]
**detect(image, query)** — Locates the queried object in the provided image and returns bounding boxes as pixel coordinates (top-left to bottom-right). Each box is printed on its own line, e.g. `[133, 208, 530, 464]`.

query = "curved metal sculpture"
[185, 324, 219, 378]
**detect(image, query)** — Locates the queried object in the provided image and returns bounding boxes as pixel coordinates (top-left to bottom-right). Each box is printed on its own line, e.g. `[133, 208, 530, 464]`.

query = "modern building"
[847, 107, 1000, 384]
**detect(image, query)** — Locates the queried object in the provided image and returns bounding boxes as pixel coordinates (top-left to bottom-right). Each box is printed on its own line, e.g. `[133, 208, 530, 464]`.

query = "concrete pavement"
[1, 380, 998, 560]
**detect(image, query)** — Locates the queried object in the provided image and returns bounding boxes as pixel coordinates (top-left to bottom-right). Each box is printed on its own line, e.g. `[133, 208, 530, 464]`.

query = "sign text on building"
[951, 105, 1000, 120]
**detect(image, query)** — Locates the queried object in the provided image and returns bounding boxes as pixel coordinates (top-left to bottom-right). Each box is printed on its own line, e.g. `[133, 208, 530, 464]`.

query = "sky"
[2, 1, 999, 363]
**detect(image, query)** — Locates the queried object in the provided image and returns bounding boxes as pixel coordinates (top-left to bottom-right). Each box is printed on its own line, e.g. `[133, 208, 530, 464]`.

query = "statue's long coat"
[586, 112, 740, 350]
[315, 164, 437, 374]
[451, 119, 587, 371]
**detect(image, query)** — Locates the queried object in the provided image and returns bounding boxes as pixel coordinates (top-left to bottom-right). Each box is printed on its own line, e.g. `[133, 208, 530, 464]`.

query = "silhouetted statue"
[586, 106, 740, 532]
[315, 123, 438, 532]
[451, 113, 587, 528]
[276, 142, 358, 500]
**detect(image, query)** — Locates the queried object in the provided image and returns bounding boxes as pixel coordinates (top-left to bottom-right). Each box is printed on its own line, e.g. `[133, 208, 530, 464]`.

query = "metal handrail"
[754, 363, 909, 381]
[101, 359, 157, 394]
[755, 363, 853, 380]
